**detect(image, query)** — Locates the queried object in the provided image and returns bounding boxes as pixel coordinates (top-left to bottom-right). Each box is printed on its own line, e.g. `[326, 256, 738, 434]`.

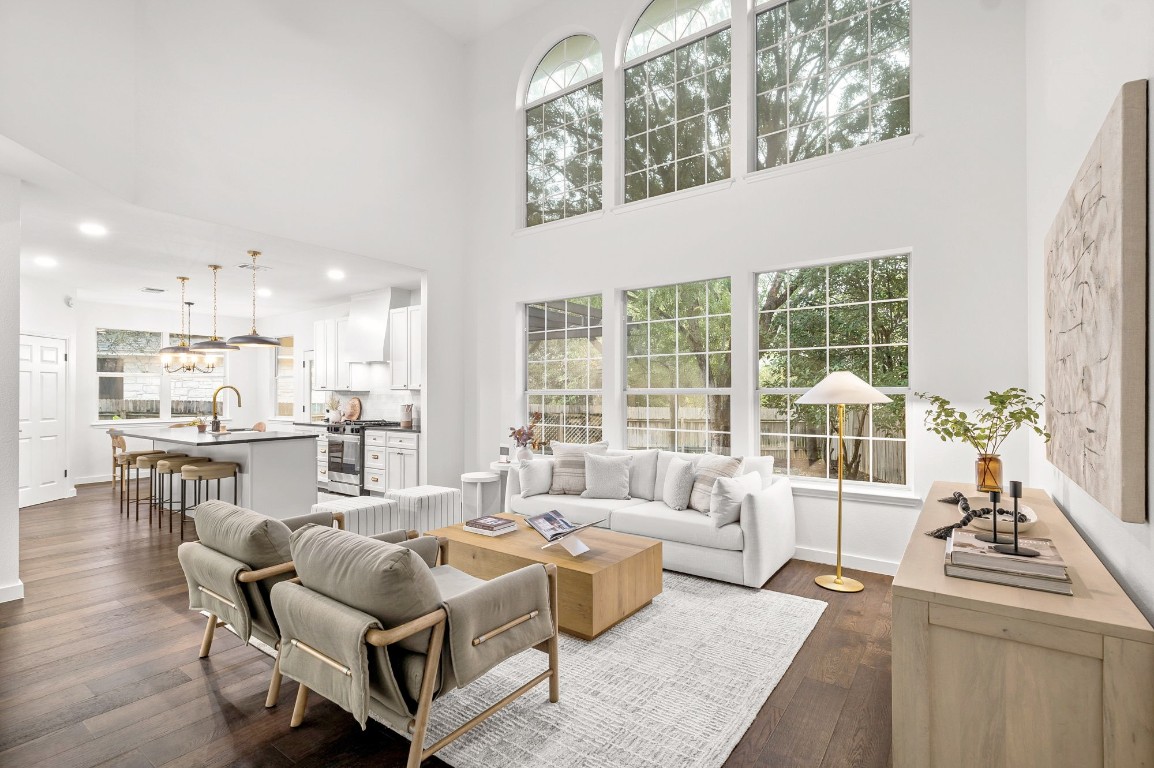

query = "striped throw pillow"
[689, 455, 744, 513]
[548, 441, 609, 495]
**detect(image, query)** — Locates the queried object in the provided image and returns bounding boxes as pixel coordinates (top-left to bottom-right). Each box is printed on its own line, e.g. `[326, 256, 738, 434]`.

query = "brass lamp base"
[815, 574, 864, 593]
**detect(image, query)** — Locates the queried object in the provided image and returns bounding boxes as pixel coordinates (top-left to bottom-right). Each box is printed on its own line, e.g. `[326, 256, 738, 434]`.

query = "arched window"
[525, 35, 604, 227]
[623, 0, 732, 202]
[753, 0, 911, 169]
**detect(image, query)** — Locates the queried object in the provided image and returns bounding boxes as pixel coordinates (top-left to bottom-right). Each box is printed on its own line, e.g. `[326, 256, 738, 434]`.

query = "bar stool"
[155, 456, 213, 531]
[108, 431, 125, 493]
[135, 452, 188, 522]
[120, 449, 166, 518]
[461, 471, 500, 519]
[179, 462, 241, 540]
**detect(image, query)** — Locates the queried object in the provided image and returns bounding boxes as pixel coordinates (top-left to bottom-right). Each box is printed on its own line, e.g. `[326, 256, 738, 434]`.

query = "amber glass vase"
[975, 453, 1003, 493]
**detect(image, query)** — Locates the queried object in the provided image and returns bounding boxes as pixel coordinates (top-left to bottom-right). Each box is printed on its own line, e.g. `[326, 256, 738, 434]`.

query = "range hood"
[344, 287, 410, 362]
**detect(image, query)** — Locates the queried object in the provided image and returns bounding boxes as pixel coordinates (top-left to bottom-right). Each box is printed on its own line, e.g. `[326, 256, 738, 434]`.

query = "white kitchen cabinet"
[389, 306, 422, 390]
[385, 431, 419, 491]
[313, 317, 367, 391]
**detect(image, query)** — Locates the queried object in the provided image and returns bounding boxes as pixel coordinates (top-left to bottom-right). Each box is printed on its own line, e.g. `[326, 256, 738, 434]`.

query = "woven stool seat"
[183, 462, 240, 481]
[124, 449, 165, 462]
[156, 456, 212, 473]
[137, 452, 187, 469]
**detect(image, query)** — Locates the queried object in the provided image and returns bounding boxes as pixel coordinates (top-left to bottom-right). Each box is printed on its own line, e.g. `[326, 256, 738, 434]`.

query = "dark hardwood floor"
[0, 484, 892, 768]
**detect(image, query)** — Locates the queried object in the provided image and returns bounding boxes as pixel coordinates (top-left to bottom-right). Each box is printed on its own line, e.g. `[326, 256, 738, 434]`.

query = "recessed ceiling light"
[257, 287, 272, 298]
[78, 222, 108, 237]
[32, 255, 58, 268]
[327, 269, 346, 281]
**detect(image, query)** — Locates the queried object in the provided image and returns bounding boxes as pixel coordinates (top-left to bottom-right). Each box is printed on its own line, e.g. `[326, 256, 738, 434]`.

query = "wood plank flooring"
[0, 485, 893, 767]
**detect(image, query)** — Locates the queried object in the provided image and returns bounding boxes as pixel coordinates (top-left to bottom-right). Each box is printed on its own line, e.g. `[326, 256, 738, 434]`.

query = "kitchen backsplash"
[312, 389, 418, 424]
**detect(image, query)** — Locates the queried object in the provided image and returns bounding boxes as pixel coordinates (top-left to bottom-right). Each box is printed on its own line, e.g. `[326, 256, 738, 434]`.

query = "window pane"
[526, 80, 604, 227]
[625, 0, 732, 62]
[97, 329, 161, 374]
[171, 375, 225, 417]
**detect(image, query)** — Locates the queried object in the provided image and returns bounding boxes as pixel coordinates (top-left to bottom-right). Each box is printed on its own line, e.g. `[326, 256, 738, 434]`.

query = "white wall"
[1025, 0, 1154, 618]
[461, 0, 1030, 574]
[0, 175, 21, 602]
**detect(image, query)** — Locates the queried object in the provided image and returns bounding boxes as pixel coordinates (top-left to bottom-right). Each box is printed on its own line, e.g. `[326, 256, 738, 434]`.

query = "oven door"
[326, 434, 362, 491]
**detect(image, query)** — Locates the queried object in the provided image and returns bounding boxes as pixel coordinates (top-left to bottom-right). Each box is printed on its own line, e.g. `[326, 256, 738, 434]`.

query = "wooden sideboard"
[893, 481, 1154, 767]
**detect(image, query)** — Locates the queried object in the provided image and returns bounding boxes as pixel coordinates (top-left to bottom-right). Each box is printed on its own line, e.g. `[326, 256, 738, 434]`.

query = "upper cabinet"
[390, 305, 422, 390]
[313, 318, 368, 391]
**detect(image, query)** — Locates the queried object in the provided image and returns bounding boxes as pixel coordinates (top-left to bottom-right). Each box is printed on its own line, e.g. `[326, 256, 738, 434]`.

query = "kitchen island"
[117, 427, 318, 519]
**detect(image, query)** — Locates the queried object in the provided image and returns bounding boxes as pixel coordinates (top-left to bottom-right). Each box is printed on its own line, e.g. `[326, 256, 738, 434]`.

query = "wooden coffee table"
[427, 514, 663, 640]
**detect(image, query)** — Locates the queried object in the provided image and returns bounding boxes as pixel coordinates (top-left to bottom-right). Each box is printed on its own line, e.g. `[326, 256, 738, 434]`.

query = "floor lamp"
[797, 371, 892, 593]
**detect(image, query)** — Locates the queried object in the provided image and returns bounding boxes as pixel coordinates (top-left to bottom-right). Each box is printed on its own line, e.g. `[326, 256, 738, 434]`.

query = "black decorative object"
[926, 492, 979, 539]
[975, 489, 1013, 545]
[993, 480, 1040, 557]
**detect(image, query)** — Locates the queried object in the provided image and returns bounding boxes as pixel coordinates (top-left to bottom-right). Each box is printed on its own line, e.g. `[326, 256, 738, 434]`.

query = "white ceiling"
[397, 0, 551, 41]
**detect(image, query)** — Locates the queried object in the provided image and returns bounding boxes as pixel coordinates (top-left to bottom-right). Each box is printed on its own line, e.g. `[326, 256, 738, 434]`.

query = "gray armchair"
[270, 524, 559, 768]
[176, 500, 420, 708]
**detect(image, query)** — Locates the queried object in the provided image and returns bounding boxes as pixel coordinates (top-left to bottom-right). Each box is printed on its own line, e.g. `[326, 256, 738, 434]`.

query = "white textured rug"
[416, 573, 826, 768]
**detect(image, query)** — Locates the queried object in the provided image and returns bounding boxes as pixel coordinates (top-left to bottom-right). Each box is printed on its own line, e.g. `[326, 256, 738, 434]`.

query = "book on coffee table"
[526, 510, 605, 543]
[463, 516, 517, 536]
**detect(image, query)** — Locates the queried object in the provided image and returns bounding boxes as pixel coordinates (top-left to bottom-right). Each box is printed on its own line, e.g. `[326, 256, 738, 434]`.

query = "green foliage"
[916, 388, 1050, 455]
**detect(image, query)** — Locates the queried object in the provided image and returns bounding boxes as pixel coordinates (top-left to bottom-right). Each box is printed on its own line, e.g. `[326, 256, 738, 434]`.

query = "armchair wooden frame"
[288, 562, 560, 768]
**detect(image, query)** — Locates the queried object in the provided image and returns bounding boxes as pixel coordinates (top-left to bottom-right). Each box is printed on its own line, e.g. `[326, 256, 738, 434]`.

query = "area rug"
[408, 573, 826, 768]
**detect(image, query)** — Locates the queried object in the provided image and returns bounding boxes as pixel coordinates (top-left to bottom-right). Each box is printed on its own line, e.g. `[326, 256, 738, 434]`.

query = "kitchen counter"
[362, 425, 421, 433]
[118, 427, 318, 446]
[290, 422, 421, 433]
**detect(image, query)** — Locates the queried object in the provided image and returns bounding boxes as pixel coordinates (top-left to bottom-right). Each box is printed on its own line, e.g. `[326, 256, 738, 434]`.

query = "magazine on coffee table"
[526, 510, 605, 543]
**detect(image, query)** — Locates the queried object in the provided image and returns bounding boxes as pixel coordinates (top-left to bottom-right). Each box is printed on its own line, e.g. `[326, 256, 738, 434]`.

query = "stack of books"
[463, 516, 518, 537]
[945, 529, 1073, 595]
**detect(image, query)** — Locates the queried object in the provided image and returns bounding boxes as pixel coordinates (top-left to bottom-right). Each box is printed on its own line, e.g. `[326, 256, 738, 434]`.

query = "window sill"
[787, 478, 922, 507]
[514, 209, 605, 237]
[93, 418, 233, 428]
[743, 133, 922, 185]
[612, 178, 735, 215]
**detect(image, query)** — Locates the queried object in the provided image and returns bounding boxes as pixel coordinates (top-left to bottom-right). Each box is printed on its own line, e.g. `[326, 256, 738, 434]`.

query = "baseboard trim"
[794, 546, 899, 577]
[77, 474, 114, 486]
[0, 581, 25, 604]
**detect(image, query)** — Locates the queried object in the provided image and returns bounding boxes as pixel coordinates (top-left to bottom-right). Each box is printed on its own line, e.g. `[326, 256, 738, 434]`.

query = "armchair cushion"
[281, 510, 341, 532]
[290, 525, 442, 653]
[178, 541, 255, 643]
[430, 565, 486, 598]
[194, 501, 291, 569]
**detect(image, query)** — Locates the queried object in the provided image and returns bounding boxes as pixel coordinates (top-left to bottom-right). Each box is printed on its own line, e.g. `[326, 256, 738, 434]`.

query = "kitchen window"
[625, 277, 732, 454]
[96, 328, 228, 422]
[756, 254, 908, 484]
[525, 295, 604, 448]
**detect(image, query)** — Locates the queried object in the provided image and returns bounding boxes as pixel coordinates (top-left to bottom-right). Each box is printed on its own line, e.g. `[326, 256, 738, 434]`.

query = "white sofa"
[504, 450, 797, 588]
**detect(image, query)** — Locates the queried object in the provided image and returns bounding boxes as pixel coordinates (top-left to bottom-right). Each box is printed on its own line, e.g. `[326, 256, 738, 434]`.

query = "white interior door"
[19, 335, 70, 507]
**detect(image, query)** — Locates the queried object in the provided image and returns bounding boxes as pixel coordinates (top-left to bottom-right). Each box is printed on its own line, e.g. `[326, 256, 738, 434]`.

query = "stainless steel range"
[319, 419, 400, 496]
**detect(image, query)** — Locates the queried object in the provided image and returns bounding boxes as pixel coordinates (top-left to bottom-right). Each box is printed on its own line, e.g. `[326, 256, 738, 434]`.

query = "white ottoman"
[384, 485, 463, 532]
[311, 496, 399, 537]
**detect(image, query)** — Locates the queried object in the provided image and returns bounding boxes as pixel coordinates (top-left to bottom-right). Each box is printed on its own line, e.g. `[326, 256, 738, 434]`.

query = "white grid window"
[624, 0, 732, 203]
[626, 278, 731, 454]
[97, 329, 228, 422]
[526, 36, 604, 227]
[525, 295, 604, 448]
[754, 0, 910, 169]
[757, 254, 908, 484]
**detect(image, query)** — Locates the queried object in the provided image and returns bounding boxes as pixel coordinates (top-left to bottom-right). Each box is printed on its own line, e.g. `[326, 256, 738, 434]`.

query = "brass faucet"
[210, 385, 242, 433]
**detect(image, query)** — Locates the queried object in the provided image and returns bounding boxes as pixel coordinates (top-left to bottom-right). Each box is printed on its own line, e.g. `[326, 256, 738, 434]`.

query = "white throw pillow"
[518, 460, 554, 498]
[549, 441, 609, 495]
[607, 449, 659, 500]
[662, 457, 696, 511]
[689, 455, 745, 513]
[581, 453, 633, 500]
[709, 472, 762, 527]
[653, 451, 705, 503]
[742, 456, 776, 489]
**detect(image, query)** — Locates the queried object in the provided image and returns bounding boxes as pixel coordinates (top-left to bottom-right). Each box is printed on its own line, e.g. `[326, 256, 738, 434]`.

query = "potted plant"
[916, 388, 1050, 492]
[188, 417, 208, 433]
[325, 393, 342, 423]
[509, 412, 548, 461]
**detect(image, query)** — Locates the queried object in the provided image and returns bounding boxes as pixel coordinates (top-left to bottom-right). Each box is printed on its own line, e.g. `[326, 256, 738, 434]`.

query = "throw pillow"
[549, 441, 609, 495]
[607, 449, 659, 500]
[742, 456, 775, 489]
[518, 460, 554, 498]
[653, 451, 705, 503]
[662, 457, 696, 511]
[582, 453, 633, 500]
[689, 455, 745, 513]
[709, 472, 762, 527]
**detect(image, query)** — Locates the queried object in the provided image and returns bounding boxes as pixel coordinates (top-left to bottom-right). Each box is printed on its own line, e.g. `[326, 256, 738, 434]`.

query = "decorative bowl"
[963, 496, 1037, 533]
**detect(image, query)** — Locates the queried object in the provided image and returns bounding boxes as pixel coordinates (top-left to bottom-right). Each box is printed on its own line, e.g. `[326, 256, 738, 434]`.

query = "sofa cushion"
[653, 451, 706, 503]
[607, 449, 659, 500]
[689, 455, 745, 513]
[549, 441, 609, 495]
[289, 524, 442, 653]
[742, 456, 776, 489]
[663, 457, 696, 511]
[582, 453, 632, 500]
[194, 500, 291, 569]
[509, 493, 644, 527]
[710, 472, 762, 526]
[611, 502, 745, 551]
[518, 459, 553, 498]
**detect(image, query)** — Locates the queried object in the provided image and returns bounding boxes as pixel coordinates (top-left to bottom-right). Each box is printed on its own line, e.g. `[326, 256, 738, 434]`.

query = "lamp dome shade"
[225, 333, 280, 348]
[795, 371, 892, 405]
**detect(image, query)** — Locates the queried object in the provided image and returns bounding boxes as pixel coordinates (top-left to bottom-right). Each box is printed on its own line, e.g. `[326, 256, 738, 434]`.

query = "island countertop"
[116, 426, 320, 447]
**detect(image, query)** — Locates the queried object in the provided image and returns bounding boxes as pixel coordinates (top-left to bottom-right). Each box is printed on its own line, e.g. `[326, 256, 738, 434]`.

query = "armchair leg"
[290, 684, 310, 728]
[199, 613, 218, 658]
[266, 649, 282, 708]
[408, 621, 447, 768]
[546, 563, 560, 703]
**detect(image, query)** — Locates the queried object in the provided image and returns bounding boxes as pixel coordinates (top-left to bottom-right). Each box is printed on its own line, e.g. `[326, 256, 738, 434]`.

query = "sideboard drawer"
[364, 449, 387, 469]
[365, 432, 389, 447]
[364, 471, 387, 492]
[387, 432, 418, 449]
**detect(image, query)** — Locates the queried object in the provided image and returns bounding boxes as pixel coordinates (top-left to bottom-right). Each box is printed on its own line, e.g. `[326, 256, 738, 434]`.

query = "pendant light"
[160, 277, 214, 373]
[190, 264, 240, 355]
[226, 250, 280, 348]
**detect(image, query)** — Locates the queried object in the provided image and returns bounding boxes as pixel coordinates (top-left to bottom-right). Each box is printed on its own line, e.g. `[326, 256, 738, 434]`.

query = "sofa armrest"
[282, 510, 343, 531]
[738, 476, 797, 588]
[505, 463, 523, 507]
